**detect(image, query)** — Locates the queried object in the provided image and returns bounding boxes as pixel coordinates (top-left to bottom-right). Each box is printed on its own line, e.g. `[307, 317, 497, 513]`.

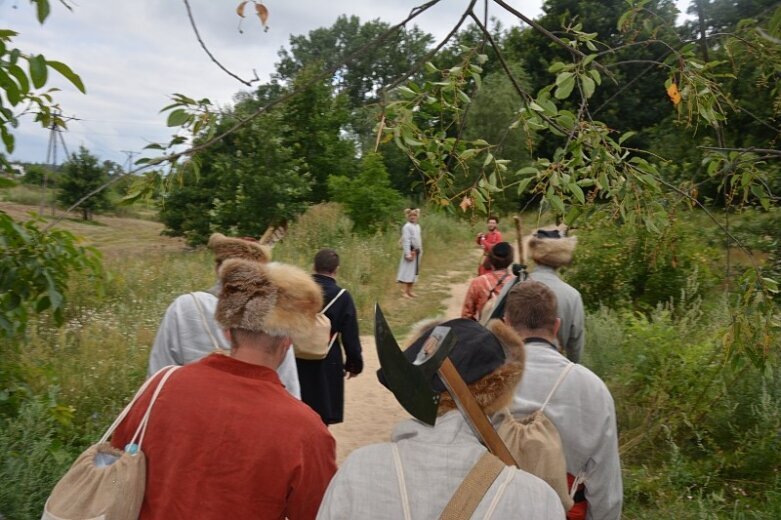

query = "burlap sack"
[41, 442, 145, 520]
[496, 409, 574, 512]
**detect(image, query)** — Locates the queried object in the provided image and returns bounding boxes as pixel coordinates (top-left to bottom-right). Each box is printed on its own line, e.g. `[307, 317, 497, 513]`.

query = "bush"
[566, 214, 718, 311]
[328, 152, 404, 234]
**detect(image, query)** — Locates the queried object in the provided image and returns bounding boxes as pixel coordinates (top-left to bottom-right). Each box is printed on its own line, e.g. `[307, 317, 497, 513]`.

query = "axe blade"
[374, 304, 455, 426]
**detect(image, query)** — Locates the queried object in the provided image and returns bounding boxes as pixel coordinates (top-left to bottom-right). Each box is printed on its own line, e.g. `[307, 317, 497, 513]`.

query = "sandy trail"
[329, 265, 474, 464]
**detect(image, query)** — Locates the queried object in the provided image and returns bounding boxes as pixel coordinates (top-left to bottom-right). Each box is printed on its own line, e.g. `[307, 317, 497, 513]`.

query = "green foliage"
[0, 211, 102, 338]
[586, 300, 781, 517]
[0, 396, 74, 520]
[56, 147, 111, 221]
[0, 10, 85, 166]
[21, 164, 54, 186]
[328, 152, 404, 233]
[566, 213, 718, 310]
[158, 107, 312, 246]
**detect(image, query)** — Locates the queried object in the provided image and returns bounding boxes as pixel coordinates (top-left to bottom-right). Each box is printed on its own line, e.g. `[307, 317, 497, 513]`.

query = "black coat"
[296, 274, 363, 425]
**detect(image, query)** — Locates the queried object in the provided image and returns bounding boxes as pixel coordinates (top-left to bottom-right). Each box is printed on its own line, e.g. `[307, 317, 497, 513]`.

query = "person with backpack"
[461, 241, 514, 322]
[112, 258, 337, 519]
[525, 225, 585, 362]
[146, 233, 301, 398]
[503, 281, 622, 520]
[316, 318, 564, 519]
[296, 248, 363, 425]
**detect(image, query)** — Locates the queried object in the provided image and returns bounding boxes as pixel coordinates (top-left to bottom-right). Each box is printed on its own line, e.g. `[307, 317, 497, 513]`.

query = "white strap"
[99, 365, 178, 443]
[391, 444, 412, 520]
[540, 363, 574, 413]
[189, 292, 222, 351]
[569, 471, 586, 499]
[128, 365, 181, 449]
[326, 331, 340, 355]
[321, 288, 346, 314]
[482, 469, 514, 520]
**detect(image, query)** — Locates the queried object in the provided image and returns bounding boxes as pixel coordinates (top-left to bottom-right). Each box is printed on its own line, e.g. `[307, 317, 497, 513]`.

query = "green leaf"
[424, 62, 438, 74]
[35, 0, 51, 23]
[569, 181, 585, 204]
[555, 71, 574, 86]
[581, 75, 595, 99]
[8, 64, 30, 95]
[516, 166, 538, 176]
[547, 193, 565, 214]
[618, 131, 636, 145]
[28, 54, 48, 88]
[0, 68, 20, 105]
[483, 152, 494, 167]
[516, 177, 533, 195]
[166, 109, 190, 127]
[1, 125, 15, 153]
[47, 60, 86, 93]
[554, 75, 576, 99]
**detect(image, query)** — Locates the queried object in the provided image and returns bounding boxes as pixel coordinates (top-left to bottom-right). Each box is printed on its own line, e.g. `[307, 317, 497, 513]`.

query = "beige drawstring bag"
[41, 365, 180, 520]
[496, 363, 575, 512]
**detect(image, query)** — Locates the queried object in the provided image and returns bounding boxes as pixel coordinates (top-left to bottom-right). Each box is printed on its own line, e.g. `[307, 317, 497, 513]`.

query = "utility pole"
[121, 150, 138, 174]
[42, 113, 75, 216]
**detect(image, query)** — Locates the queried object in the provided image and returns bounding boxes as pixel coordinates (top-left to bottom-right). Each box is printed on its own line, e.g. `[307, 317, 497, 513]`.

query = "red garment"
[461, 269, 511, 320]
[112, 354, 336, 520]
[566, 473, 588, 520]
[476, 230, 503, 275]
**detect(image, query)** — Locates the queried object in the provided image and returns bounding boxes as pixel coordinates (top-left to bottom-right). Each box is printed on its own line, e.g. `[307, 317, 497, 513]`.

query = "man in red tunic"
[476, 215, 503, 275]
[112, 259, 336, 520]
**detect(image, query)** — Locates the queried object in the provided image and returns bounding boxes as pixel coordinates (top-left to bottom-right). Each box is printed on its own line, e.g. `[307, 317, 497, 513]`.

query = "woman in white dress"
[396, 208, 422, 298]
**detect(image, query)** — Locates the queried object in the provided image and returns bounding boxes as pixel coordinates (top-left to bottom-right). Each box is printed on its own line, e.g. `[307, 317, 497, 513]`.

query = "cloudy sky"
[3, 0, 689, 167]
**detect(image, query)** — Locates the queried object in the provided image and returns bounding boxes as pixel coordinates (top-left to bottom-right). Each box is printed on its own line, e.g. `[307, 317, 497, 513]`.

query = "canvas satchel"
[496, 363, 575, 512]
[42, 365, 180, 520]
[293, 289, 345, 360]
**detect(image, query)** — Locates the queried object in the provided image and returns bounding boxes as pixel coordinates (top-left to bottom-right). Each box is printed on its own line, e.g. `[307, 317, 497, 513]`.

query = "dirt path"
[329, 257, 477, 463]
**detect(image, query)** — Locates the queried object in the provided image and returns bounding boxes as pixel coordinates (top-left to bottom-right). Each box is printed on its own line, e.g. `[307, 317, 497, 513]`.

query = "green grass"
[2, 203, 780, 518]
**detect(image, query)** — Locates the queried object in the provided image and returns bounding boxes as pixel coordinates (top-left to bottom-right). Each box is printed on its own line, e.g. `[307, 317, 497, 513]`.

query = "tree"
[57, 147, 110, 220]
[159, 104, 312, 245]
[328, 152, 404, 234]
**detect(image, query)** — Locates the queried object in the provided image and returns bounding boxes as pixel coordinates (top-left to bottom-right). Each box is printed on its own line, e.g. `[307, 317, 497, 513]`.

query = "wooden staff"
[513, 215, 524, 265]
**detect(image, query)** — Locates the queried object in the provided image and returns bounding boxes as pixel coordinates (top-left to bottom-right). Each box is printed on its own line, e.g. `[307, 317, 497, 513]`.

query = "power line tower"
[41, 114, 75, 216]
[121, 150, 138, 174]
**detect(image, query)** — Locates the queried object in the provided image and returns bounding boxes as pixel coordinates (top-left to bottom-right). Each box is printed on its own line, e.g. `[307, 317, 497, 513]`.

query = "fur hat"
[215, 259, 323, 345]
[524, 224, 576, 268]
[384, 318, 525, 417]
[208, 233, 272, 264]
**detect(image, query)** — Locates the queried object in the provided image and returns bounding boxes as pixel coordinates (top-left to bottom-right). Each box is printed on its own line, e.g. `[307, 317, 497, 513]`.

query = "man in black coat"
[296, 248, 364, 425]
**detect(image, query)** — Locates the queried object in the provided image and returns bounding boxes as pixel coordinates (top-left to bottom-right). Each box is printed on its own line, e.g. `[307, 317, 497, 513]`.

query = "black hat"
[488, 242, 513, 270]
[377, 318, 506, 394]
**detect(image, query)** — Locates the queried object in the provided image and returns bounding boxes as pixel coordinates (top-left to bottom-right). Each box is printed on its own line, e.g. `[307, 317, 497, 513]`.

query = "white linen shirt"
[510, 341, 622, 520]
[147, 291, 301, 399]
[317, 410, 564, 519]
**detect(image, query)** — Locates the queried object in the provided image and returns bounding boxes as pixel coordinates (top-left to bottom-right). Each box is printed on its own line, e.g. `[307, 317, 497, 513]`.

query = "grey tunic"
[511, 342, 622, 520]
[396, 222, 422, 283]
[529, 265, 585, 362]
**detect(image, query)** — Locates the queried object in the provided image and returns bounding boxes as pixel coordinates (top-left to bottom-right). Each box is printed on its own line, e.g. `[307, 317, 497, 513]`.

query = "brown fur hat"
[215, 259, 323, 344]
[524, 224, 576, 268]
[402, 318, 525, 417]
[208, 233, 272, 265]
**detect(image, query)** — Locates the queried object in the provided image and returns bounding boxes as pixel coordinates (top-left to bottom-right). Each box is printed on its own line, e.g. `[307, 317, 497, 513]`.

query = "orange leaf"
[459, 196, 473, 212]
[236, 1, 248, 18]
[255, 3, 269, 27]
[666, 83, 681, 106]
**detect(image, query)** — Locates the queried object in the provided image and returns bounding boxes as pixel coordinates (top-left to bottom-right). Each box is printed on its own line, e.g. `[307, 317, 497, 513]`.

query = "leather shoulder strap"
[439, 451, 506, 520]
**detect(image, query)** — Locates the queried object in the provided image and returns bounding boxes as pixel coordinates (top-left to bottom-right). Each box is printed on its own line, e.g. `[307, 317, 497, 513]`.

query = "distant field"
[0, 201, 186, 257]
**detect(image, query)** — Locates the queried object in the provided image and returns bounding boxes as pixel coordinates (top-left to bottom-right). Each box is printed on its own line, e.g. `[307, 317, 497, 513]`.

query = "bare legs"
[402, 282, 416, 298]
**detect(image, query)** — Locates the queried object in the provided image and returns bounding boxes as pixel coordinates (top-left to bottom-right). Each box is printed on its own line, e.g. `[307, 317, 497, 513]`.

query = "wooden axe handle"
[513, 215, 524, 264]
[438, 359, 517, 467]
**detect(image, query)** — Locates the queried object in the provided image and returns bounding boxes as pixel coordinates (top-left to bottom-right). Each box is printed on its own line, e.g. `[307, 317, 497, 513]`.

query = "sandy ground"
[329, 266, 473, 464]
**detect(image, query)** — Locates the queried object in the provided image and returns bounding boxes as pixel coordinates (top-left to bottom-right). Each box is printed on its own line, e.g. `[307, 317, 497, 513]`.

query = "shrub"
[566, 214, 718, 311]
[328, 152, 404, 234]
